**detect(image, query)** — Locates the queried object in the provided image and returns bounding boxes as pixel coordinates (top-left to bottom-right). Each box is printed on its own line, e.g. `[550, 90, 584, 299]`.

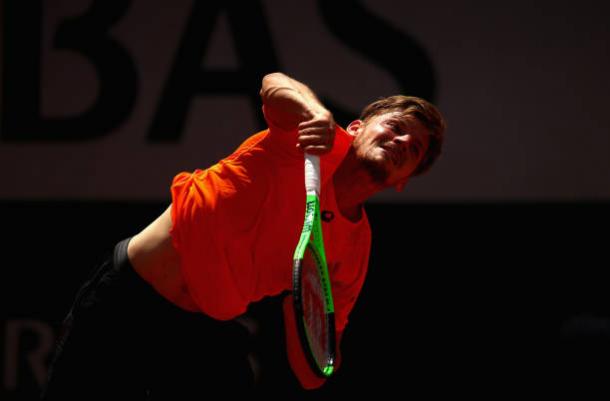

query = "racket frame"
[292, 154, 337, 378]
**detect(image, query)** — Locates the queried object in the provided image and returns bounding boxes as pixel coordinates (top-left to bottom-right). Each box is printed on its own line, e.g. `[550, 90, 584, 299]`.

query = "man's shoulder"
[230, 129, 271, 156]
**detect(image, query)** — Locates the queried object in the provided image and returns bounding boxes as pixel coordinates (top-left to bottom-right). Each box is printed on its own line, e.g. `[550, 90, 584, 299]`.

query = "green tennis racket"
[292, 153, 336, 378]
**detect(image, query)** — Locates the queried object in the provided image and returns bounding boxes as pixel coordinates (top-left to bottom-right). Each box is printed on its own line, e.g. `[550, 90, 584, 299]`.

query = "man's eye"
[387, 122, 407, 137]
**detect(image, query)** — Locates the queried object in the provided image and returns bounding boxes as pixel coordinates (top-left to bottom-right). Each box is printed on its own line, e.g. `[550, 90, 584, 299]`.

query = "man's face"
[348, 112, 430, 189]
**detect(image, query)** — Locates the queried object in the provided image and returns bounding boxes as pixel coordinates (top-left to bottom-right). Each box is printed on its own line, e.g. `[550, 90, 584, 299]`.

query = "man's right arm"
[260, 72, 335, 155]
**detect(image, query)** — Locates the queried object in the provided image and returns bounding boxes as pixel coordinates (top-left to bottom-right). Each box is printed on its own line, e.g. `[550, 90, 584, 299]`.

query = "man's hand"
[297, 109, 335, 155]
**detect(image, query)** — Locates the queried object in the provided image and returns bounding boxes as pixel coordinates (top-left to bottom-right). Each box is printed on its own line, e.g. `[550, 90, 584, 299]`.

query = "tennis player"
[41, 72, 445, 399]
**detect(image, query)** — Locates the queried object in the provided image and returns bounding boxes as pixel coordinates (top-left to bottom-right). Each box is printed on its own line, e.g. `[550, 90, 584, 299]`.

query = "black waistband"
[113, 237, 132, 271]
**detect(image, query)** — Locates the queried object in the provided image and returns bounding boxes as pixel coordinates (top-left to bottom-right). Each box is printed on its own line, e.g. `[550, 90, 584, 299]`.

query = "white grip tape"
[304, 153, 321, 196]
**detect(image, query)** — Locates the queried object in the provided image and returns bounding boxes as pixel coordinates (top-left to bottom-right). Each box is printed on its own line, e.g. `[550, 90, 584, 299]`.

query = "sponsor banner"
[1, 0, 609, 201]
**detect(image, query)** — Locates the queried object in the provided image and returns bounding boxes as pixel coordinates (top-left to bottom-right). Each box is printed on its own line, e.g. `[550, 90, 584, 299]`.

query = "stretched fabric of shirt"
[169, 124, 371, 333]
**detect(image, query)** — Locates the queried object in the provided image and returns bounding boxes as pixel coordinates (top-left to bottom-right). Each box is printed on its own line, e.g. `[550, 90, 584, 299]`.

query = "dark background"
[3, 201, 609, 399]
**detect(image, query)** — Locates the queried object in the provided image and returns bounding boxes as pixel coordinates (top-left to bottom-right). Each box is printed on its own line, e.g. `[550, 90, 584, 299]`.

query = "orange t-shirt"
[169, 124, 371, 333]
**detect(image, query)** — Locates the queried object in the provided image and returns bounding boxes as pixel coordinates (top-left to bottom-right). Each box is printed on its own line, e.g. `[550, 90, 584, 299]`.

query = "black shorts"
[41, 238, 254, 400]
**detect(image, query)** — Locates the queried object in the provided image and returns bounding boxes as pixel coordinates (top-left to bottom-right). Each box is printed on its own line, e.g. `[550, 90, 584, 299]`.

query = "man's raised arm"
[260, 72, 335, 155]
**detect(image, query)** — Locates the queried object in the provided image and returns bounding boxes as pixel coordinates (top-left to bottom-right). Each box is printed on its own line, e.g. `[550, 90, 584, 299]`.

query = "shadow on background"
[1, 201, 609, 399]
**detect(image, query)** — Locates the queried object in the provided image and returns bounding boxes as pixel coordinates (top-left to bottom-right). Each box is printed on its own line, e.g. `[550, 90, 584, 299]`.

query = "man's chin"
[362, 158, 391, 186]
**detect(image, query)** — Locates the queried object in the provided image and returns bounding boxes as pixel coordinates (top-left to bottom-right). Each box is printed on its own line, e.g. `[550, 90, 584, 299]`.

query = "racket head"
[292, 196, 336, 377]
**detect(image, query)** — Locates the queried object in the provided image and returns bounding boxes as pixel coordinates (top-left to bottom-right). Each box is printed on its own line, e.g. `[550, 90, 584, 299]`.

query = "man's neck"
[332, 149, 382, 222]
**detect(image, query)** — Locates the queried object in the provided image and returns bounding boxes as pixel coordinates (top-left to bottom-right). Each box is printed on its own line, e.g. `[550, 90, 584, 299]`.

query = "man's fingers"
[298, 132, 333, 146]
[298, 123, 335, 139]
[300, 144, 332, 155]
[298, 120, 332, 132]
[298, 127, 333, 137]
[297, 111, 335, 153]
[297, 132, 334, 155]
[298, 113, 334, 128]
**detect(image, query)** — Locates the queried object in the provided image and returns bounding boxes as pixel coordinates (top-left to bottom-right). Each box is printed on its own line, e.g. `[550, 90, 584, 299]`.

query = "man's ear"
[346, 120, 363, 137]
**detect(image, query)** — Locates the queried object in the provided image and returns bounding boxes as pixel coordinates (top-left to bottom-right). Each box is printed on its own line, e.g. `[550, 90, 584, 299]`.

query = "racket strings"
[302, 249, 330, 366]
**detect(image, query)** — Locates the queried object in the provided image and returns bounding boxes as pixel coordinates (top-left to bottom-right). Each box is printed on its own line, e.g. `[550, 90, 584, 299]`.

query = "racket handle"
[304, 153, 321, 196]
